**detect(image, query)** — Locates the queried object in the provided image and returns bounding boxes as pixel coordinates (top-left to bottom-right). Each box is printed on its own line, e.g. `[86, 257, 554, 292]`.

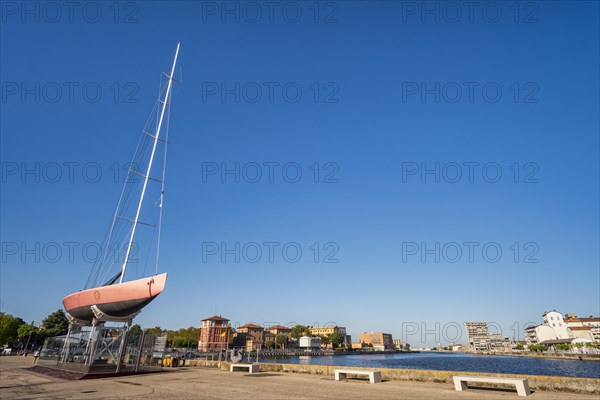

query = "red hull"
[62, 273, 167, 322]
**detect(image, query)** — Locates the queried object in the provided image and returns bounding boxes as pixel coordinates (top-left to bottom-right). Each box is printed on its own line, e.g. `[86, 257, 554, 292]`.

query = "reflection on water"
[262, 353, 600, 378]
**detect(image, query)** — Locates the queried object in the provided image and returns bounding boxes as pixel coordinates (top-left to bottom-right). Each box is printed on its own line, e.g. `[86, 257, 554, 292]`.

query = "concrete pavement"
[1, 356, 598, 400]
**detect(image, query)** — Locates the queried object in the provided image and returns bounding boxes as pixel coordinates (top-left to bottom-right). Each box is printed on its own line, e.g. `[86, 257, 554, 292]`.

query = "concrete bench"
[334, 369, 382, 384]
[453, 375, 530, 397]
[230, 363, 259, 373]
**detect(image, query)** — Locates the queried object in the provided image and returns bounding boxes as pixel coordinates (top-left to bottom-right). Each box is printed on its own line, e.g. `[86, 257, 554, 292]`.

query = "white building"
[525, 310, 597, 345]
[464, 322, 490, 351]
[564, 314, 600, 343]
[542, 311, 571, 339]
[298, 336, 321, 350]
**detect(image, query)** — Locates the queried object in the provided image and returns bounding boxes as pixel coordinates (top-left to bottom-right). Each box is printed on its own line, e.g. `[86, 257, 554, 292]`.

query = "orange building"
[266, 325, 292, 337]
[266, 325, 292, 348]
[198, 315, 231, 352]
[359, 332, 394, 350]
[237, 323, 265, 351]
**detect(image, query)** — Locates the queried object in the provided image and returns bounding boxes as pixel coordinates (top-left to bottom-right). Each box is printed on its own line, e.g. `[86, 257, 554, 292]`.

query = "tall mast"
[119, 43, 180, 284]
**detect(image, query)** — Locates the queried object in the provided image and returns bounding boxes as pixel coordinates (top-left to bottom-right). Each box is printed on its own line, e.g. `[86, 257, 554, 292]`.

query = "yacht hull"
[62, 273, 167, 323]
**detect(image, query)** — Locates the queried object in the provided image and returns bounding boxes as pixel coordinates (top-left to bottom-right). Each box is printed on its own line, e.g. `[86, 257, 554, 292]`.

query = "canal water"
[261, 352, 600, 378]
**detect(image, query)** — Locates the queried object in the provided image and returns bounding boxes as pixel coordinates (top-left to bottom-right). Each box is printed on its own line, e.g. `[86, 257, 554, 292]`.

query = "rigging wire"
[85, 75, 172, 288]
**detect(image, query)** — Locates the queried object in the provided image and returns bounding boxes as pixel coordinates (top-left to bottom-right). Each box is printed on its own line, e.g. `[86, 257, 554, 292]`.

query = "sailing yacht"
[63, 44, 180, 323]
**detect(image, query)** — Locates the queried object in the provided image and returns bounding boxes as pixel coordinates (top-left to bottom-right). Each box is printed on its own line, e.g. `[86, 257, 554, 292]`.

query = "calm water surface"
[262, 352, 600, 378]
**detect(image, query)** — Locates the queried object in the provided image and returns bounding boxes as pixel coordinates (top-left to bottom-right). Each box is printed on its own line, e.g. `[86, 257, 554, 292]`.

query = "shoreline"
[461, 351, 600, 362]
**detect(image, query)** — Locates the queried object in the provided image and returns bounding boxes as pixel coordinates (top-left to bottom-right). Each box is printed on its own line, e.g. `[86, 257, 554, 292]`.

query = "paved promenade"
[1, 356, 598, 400]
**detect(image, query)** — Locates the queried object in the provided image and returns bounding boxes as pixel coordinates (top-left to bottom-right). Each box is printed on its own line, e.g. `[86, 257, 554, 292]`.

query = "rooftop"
[201, 315, 230, 322]
[268, 325, 292, 331]
[238, 323, 263, 329]
[570, 326, 592, 331]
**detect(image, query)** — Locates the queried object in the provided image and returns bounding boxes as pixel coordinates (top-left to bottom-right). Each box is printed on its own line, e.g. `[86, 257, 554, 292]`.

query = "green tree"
[168, 326, 201, 348]
[40, 310, 68, 338]
[17, 323, 40, 346]
[229, 328, 238, 347]
[403, 343, 411, 351]
[529, 344, 548, 352]
[130, 324, 142, 336]
[145, 326, 163, 335]
[329, 332, 345, 349]
[275, 334, 288, 349]
[515, 344, 524, 351]
[320, 335, 330, 348]
[555, 344, 571, 351]
[265, 341, 275, 349]
[290, 325, 311, 339]
[0, 313, 25, 345]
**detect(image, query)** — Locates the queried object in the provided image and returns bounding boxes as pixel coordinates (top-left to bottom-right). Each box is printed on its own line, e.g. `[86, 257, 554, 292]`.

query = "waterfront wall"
[471, 351, 600, 362]
[184, 360, 600, 394]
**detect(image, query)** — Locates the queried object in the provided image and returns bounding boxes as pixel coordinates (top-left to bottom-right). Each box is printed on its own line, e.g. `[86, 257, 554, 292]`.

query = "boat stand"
[38, 310, 160, 376]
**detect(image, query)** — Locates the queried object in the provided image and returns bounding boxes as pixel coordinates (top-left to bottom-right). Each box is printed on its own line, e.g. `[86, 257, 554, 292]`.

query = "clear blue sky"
[1, 1, 598, 346]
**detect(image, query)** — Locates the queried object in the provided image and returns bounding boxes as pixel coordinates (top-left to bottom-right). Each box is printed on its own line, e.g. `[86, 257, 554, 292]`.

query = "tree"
[229, 328, 238, 347]
[265, 341, 275, 349]
[17, 323, 40, 347]
[329, 332, 345, 349]
[403, 343, 410, 351]
[168, 326, 201, 348]
[130, 324, 142, 335]
[528, 344, 548, 353]
[320, 335, 330, 348]
[145, 326, 163, 335]
[515, 344, 524, 351]
[40, 310, 68, 338]
[275, 334, 288, 349]
[290, 325, 311, 339]
[0, 313, 25, 345]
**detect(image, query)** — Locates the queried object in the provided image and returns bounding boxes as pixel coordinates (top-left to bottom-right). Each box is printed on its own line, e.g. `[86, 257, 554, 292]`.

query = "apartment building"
[464, 322, 490, 351]
[564, 314, 600, 342]
[237, 323, 265, 351]
[198, 315, 231, 352]
[359, 332, 394, 350]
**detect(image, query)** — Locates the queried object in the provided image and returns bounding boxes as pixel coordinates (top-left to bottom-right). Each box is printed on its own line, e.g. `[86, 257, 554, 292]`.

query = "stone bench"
[334, 369, 382, 384]
[453, 375, 530, 397]
[230, 363, 259, 373]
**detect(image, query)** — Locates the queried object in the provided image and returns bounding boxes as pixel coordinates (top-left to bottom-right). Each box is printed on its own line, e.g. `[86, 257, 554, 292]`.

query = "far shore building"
[564, 314, 600, 342]
[266, 325, 292, 349]
[464, 322, 490, 351]
[299, 336, 321, 350]
[359, 332, 394, 350]
[266, 325, 293, 337]
[236, 323, 265, 351]
[309, 325, 348, 349]
[524, 310, 598, 347]
[489, 333, 512, 352]
[198, 315, 231, 352]
[393, 339, 403, 349]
